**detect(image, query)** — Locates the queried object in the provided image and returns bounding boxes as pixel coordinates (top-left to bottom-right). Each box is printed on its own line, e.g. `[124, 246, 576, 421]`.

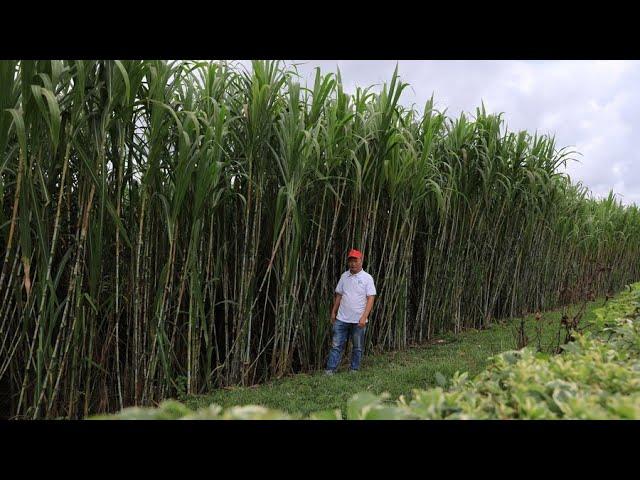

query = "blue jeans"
[326, 320, 366, 371]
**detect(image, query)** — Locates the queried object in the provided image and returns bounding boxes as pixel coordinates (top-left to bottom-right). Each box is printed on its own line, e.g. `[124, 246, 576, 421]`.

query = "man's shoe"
[324, 369, 335, 376]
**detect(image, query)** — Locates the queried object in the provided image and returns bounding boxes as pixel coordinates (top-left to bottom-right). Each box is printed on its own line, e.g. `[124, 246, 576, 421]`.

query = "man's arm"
[331, 293, 342, 324]
[358, 295, 375, 328]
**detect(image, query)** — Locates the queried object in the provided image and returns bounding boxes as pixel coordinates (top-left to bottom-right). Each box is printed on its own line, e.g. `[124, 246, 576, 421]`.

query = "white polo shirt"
[335, 269, 376, 324]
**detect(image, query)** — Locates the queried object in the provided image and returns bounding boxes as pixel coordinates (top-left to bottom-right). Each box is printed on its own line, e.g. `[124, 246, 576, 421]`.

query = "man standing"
[325, 249, 376, 375]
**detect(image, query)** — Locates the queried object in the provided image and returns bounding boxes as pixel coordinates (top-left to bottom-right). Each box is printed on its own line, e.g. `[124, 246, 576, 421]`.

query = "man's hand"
[331, 293, 342, 325]
[359, 296, 374, 329]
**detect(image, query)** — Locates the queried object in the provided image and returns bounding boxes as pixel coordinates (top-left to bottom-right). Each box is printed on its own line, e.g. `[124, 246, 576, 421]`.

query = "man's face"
[348, 256, 362, 273]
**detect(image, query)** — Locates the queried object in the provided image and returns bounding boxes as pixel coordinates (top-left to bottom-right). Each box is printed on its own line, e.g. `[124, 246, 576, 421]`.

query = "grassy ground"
[185, 298, 605, 417]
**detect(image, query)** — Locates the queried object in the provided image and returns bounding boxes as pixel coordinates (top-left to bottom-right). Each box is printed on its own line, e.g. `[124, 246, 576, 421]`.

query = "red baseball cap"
[347, 249, 363, 260]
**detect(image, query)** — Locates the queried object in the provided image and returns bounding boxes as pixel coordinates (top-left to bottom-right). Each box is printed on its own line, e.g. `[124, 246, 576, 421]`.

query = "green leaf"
[309, 409, 342, 420]
[114, 60, 131, 105]
[6, 108, 26, 158]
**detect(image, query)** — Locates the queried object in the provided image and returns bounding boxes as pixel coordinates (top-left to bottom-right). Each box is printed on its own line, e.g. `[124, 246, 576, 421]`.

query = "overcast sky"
[237, 60, 639, 207]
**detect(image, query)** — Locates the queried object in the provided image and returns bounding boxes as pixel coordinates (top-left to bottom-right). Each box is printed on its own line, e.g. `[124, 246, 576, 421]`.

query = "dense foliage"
[1, 60, 639, 418]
